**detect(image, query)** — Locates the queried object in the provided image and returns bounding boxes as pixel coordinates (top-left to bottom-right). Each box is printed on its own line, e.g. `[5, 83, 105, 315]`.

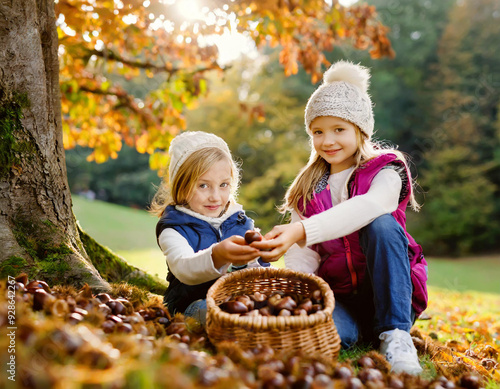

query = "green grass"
[115, 248, 166, 280]
[72, 195, 159, 251]
[427, 255, 500, 294]
[72, 196, 166, 278]
[72, 195, 500, 295]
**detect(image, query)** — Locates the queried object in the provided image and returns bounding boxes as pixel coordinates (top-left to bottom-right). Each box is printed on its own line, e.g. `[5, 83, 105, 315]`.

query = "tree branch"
[86, 48, 223, 75]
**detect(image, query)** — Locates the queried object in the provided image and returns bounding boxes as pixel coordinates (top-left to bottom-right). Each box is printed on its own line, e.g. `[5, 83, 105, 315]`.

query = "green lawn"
[73, 195, 159, 251]
[72, 195, 500, 295]
[426, 255, 500, 294]
[72, 195, 167, 279]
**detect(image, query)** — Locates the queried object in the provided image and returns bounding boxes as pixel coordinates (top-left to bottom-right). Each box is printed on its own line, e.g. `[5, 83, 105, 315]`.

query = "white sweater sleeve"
[284, 210, 321, 274]
[158, 228, 230, 285]
[301, 168, 402, 247]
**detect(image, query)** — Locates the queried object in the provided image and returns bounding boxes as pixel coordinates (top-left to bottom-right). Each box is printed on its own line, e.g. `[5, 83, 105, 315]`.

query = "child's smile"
[187, 159, 232, 217]
[310, 116, 358, 173]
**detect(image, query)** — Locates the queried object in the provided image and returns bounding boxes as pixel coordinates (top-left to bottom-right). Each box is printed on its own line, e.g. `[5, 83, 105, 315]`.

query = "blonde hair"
[149, 147, 240, 217]
[281, 125, 420, 215]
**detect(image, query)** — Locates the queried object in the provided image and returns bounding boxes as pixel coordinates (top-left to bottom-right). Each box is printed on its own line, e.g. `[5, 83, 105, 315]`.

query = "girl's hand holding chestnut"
[244, 229, 263, 244]
[250, 222, 306, 262]
[212, 235, 260, 269]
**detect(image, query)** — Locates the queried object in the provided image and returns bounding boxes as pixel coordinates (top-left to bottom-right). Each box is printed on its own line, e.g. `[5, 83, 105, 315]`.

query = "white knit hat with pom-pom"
[304, 60, 374, 138]
[168, 131, 232, 183]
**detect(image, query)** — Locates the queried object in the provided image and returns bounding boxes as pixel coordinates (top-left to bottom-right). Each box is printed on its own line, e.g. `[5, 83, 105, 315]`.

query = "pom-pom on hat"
[168, 131, 232, 183]
[304, 60, 374, 139]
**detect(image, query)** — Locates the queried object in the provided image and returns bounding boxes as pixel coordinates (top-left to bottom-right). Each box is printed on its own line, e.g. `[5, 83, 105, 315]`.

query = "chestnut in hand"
[244, 230, 263, 244]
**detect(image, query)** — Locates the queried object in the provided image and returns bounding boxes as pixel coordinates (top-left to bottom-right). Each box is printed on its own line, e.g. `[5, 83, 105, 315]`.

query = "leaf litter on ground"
[1, 277, 499, 388]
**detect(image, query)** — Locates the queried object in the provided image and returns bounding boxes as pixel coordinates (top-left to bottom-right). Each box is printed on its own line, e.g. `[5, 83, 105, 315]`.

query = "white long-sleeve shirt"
[284, 167, 402, 274]
[158, 203, 260, 285]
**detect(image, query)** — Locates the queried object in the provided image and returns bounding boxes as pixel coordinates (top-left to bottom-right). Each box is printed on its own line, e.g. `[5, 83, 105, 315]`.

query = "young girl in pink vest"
[253, 61, 428, 375]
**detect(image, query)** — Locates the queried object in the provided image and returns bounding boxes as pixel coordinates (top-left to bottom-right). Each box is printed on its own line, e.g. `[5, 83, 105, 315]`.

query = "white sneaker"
[379, 329, 423, 375]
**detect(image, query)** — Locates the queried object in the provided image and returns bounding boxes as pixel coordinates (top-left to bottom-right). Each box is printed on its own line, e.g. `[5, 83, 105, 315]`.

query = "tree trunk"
[0, 0, 166, 294]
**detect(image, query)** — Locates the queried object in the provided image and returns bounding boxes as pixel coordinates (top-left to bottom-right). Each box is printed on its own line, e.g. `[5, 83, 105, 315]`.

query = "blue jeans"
[184, 299, 207, 326]
[332, 214, 415, 349]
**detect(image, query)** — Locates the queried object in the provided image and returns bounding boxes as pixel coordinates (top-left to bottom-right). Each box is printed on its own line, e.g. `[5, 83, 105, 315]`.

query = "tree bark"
[0, 0, 165, 294]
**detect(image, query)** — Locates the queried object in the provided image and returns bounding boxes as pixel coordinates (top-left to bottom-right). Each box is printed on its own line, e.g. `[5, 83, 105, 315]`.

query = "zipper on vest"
[343, 236, 358, 293]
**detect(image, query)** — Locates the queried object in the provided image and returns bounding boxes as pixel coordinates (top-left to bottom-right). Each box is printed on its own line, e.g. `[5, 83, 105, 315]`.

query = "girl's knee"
[361, 215, 407, 246]
[365, 214, 400, 235]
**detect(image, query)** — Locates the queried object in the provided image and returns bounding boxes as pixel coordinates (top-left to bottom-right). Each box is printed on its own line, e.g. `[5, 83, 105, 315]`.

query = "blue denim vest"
[156, 205, 253, 314]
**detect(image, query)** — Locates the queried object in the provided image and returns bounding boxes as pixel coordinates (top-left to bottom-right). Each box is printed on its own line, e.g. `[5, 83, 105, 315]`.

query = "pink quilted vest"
[301, 153, 428, 315]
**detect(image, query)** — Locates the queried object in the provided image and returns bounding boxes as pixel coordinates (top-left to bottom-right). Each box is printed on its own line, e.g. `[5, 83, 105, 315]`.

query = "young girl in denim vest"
[150, 131, 267, 325]
[252, 61, 428, 375]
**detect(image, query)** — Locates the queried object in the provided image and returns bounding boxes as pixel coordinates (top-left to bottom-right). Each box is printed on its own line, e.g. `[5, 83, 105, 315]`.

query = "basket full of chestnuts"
[206, 266, 341, 360]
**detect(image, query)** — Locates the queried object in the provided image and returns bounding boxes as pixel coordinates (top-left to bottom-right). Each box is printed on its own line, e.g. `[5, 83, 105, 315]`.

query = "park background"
[66, 0, 500, 290]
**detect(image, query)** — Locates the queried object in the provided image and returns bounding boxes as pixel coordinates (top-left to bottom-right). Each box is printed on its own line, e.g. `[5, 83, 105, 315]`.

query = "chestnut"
[313, 374, 332, 387]
[33, 289, 53, 311]
[250, 292, 268, 309]
[26, 280, 51, 294]
[15, 273, 28, 285]
[459, 374, 482, 389]
[235, 295, 255, 311]
[388, 376, 405, 389]
[98, 304, 112, 316]
[267, 293, 283, 308]
[357, 356, 375, 368]
[259, 306, 272, 316]
[346, 377, 364, 389]
[73, 307, 88, 317]
[95, 293, 111, 304]
[290, 375, 313, 389]
[433, 376, 456, 389]
[102, 320, 116, 333]
[251, 291, 267, 302]
[245, 230, 263, 244]
[158, 317, 170, 326]
[297, 299, 313, 313]
[312, 361, 327, 375]
[169, 333, 182, 341]
[117, 322, 133, 333]
[274, 296, 297, 311]
[357, 368, 383, 384]
[221, 301, 248, 314]
[333, 366, 353, 379]
[311, 289, 322, 304]
[67, 312, 84, 325]
[166, 321, 186, 336]
[15, 282, 26, 293]
[107, 300, 125, 315]
[108, 315, 123, 323]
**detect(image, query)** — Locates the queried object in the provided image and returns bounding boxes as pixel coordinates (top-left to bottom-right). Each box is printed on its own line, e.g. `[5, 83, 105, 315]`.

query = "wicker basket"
[206, 267, 341, 360]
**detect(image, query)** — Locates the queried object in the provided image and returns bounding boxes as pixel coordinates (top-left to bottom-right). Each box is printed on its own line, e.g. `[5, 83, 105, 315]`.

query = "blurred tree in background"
[66, 145, 161, 208]
[414, 0, 500, 255]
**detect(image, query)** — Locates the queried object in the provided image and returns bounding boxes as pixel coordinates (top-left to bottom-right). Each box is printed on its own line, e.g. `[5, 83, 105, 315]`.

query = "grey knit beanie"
[304, 60, 374, 139]
[168, 131, 232, 183]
